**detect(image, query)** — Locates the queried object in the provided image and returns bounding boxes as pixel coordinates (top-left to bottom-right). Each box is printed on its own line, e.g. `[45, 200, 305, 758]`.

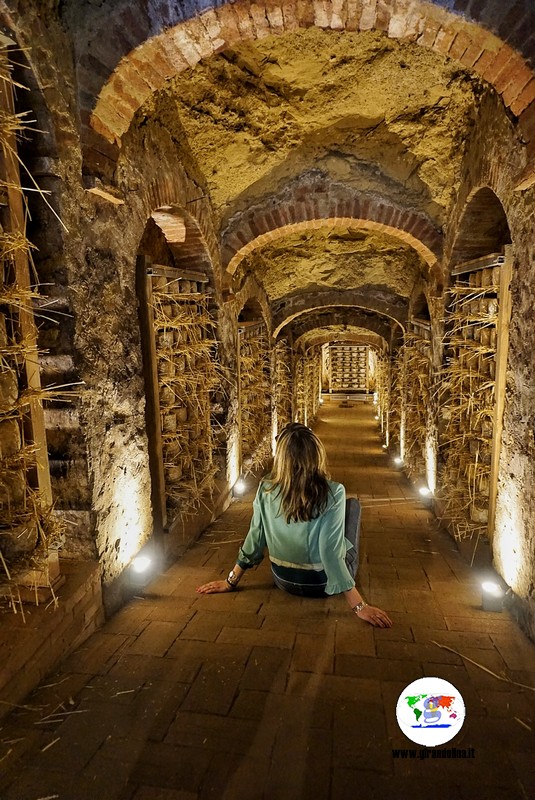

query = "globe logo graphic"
[396, 677, 466, 746]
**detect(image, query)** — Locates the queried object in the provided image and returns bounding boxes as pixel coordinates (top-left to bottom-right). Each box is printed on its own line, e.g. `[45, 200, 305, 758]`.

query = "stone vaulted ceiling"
[138, 27, 480, 340]
[68, 0, 534, 346]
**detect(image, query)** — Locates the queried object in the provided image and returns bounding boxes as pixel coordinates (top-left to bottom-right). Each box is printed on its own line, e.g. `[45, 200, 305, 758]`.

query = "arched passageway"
[1, 5, 535, 792]
[1, 401, 534, 799]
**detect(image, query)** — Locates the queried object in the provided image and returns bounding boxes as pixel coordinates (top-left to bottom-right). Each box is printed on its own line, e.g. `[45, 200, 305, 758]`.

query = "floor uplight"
[418, 485, 432, 497]
[233, 478, 246, 496]
[394, 456, 403, 465]
[129, 550, 156, 590]
[481, 580, 505, 611]
[131, 555, 152, 574]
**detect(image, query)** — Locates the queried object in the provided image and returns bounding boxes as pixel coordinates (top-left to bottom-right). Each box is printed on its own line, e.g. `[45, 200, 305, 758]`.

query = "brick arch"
[223, 203, 441, 276]
[448, 185, 512, 267]
[278, 304, 398, 341]
[141, 173, 221, 288]
[233, 275, 271, 329]
[151, 206, 216, 275]
[84, 0, 535, 172]
[295, 327, 386, 352]
[273, 287, 407, 337]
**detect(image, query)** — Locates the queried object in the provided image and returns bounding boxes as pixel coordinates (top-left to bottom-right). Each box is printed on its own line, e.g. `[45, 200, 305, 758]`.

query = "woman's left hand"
[196, 580, 233, 594]
[356, 604, 393, 628]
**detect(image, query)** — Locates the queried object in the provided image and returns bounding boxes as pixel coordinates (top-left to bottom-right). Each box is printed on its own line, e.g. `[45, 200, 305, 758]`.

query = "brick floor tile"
[128, 621, 190, 657]
[181, 660, 246, 715]
[148, 600, 196, 624]
[372, 624, 414, 642]
[287, 672, 383, 704]
[131, 787, 197, 800]
[144, 682, 191, 742]
[130, 742, 211, 793]
[180, 610, 263, 643]
[30, 700, 143, 773]
[240, 645, 291, 692]
[444, 615, 521, 634]
[335, 654, 424, 683]
[411, 628, 495, 651]
[216, 627, 295, 649]
[109, 652, 197, 685]
[335, 620, 376, 657]
[264, 726, 331, 800]
[200, 751, 270, 800]
[399, 589, 442, 614]
[164, 710, 277, 760]
[3, 403, 535, 800]
[254, 691, 333, 730]
[165, 639, 251, 666]
[291, 632, 335, 673]
[83, 672, 146, 704]
[509, 752, 535, 800]
[260, 610, 331, 633]
[331, 768, 386, 800]
[458, 647, 511, 688]
[59, 632, 132, 676]
[105, 602, 154, 635]
[458, 784, 526, 800]
[475, 686, 535, 718]
[376, 640, 464, 665]
[3, 766, 116, 800]
[229, 689, 269, 720]
[491, 634, 535, 670]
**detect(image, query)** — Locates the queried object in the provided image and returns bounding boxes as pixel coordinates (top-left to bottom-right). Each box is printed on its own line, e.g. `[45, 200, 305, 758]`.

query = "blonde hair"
[266, 423, 331, 523]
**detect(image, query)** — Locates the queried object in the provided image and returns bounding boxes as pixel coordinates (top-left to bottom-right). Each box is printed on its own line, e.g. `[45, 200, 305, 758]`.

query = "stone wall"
[445, 93, 535, 638]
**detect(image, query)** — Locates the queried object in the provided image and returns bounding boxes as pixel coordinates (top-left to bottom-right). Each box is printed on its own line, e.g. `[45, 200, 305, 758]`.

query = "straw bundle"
[401, 329, 432, 480]
[437, 268, 500, 540]
[151, 280, 220, 521]
[304, 348, 322, 425]
[388, 354, 403, 451]
[294, 355, 306, 423]
[240, 325, 271, 471]
[0, 46, 69, 608]
[273, 338, 292, 432]
[373, 350, 391, 438]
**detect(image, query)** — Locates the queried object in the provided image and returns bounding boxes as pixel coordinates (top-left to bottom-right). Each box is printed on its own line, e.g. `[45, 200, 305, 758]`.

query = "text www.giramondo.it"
[392, 747, 476, 760]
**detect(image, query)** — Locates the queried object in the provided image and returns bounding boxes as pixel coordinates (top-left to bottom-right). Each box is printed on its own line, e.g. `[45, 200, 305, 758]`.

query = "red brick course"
[222, 185, 442, 276]
[83, 0, 535, 173]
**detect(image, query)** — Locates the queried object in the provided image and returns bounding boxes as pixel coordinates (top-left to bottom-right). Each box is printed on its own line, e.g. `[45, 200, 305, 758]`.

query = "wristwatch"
[226, 569, 239, 589]
[352, 601, 368, 614]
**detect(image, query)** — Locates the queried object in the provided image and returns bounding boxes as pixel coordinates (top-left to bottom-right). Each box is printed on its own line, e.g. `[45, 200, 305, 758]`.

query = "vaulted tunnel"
[1, 1, 535, 796]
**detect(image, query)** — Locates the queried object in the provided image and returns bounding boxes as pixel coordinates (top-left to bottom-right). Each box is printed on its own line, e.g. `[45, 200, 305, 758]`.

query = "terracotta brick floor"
[1, 401, 535, 800]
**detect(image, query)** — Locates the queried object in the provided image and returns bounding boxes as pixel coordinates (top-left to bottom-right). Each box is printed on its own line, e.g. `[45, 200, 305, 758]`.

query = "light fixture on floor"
[233, 477, 246, 496]
[131, 555, 151, 574]
[481, 580, 505, 612]
[382, 444, 387, 449]
[374, 414, 379, 420]
[394, 456, 403, 465]
[418, 485, 432, 497]
[128, 545, 159, 590]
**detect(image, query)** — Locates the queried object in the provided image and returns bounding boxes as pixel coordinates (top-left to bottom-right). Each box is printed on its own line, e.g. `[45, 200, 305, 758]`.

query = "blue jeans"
[271, 498, 361, 598]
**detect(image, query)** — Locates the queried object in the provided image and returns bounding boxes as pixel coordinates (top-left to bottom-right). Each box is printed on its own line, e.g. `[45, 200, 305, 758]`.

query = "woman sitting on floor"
[196, 422, 392, 629]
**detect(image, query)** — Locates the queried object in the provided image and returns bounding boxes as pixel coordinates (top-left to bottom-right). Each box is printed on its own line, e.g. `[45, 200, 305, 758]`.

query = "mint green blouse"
[237, 480, 355, 595]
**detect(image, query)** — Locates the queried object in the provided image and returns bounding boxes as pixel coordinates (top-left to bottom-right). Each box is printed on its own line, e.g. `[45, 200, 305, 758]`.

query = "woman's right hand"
[196, 580, 233, 594]
[356, 604, 393, 628]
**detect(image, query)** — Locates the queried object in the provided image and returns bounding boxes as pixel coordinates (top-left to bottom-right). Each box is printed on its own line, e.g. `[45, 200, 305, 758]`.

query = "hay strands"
[431, 640, 535, 692]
